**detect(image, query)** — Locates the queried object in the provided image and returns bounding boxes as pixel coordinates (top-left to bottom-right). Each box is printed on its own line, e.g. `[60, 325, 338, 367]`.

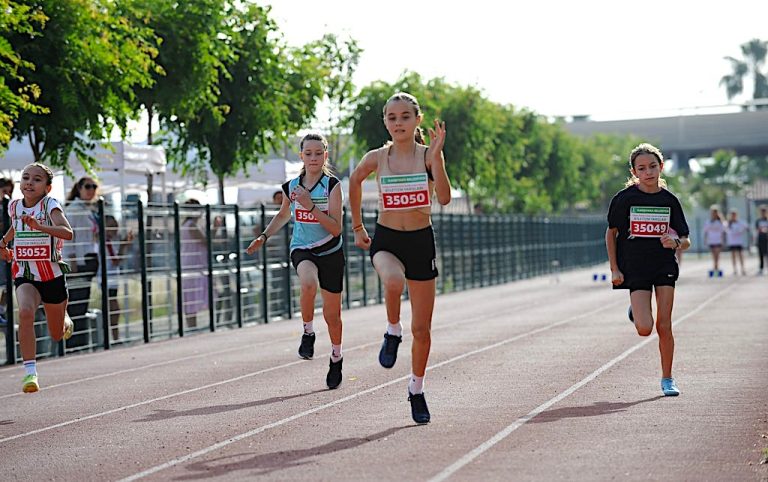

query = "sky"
[265, 0, 768, 120]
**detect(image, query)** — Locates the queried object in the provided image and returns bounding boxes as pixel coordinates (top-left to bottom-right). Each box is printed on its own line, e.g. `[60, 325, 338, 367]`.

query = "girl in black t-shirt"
[606, 143, 691, 397]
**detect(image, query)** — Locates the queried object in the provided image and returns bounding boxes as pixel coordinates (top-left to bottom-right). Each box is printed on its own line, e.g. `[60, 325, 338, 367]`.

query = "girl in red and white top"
[0, 163, 74, 393]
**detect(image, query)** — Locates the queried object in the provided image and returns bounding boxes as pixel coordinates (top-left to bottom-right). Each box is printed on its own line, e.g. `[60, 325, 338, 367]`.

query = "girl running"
[606, 143, 690, 397]
[756, 205, 768, 275]
[703, 205, 726, 277]
[349, 92, 451, 423]
[246, 133, 345, 389]
[0, 163, 74, 393]
[725, 209, 748, 276]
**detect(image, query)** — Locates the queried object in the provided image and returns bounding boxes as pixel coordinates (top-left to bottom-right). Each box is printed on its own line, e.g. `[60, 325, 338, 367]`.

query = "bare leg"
[407, 279, 436, 377]
[372, 252, 406, 326]
[17, 284, 42, 362]
[320, 289, 342, 346]
[629, 290, 654, 337]
[296, 261, 319, 323]
[654, 286, 675, 379]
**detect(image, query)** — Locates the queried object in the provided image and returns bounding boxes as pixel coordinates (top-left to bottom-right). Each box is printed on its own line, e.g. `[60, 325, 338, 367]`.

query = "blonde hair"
[625, 143, 667, 188]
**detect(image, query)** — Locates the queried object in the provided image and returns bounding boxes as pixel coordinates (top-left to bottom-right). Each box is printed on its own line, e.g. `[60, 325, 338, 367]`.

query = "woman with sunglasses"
[62, 177, 100, 345]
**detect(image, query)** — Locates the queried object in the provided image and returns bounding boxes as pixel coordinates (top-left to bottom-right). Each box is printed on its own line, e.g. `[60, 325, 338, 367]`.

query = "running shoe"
[628, 306, 634, 324]
[378, 333, 402, 369]
[326, 357, 343, 389]
[661, 377, 680, 396]
[408, 391, 431, 424]
[22, 374, 39, 393]
[298, 332, 315, 360]
[63, 315, 74, 341]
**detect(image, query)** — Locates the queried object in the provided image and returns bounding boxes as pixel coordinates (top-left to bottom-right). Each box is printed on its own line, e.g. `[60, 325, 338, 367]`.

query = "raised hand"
[427, 119, 446, 160]
[20, 214, 42, 231]
[246, 236, 266, 255]
[292, 185, 313, 210]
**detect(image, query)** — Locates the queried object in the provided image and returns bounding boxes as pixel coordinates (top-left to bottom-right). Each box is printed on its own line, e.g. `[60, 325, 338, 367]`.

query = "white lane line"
[118, 302, 620, 481]
[428, 282, 738, 482]
[0, 335, 298, 400]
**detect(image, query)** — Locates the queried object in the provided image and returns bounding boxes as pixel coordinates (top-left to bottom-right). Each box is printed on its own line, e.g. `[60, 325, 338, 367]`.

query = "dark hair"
[67, 176, 97, 201]
[625, 143, 667, 188]
[0, 177, 13, 189]
[22, 163, 54, 186]
[383, 92, 425, 144]
[299, 132, 333, 177]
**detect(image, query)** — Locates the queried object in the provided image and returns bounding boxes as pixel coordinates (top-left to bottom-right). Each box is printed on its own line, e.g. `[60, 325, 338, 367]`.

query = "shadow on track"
[531, 396, 664, 423]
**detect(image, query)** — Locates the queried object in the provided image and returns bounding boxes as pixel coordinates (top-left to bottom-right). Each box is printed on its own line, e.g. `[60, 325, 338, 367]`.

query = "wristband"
[352, 224, 364, 232]
[309, 205, 317, 213]
[258, 233, 269, 241]
[674, 238, 681, 248]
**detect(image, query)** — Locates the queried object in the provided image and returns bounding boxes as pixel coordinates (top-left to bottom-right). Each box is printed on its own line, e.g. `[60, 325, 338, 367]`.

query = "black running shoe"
[298, 332, 315, 359]
[326, 357, 343, 389]
[408, 391, 430, 424]
[628, 306, 634, 323]
[378, 333, 402, 368]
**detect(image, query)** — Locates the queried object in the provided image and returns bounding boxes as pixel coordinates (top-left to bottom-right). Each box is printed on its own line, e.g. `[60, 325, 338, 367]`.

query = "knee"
[18, 305, 37, 322]
[322, 306, 341, 325]
[382, 275, 405, 294]
[411, 323, 431, 344]
[300, 280, 317, 295]
[656, 320, 673, 338]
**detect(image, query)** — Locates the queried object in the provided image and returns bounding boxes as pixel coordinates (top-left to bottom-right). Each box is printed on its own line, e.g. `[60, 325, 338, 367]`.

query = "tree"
[167, 4, 325, 202]
[720, 38, 768, 107]
[7, 0, 159, 170]
[307, 33, 362, 174]
[0, 0, 47, 152]
[117, 0, 230, 145]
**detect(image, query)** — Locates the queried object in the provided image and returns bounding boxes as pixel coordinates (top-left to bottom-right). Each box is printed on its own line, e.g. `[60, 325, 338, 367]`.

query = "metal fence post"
[206, 205, 215, 332]
[343, 207, 350, 309]
[137, 200, 150, 343]
[260, 204, 269, 323]
[234, 205, 243, 328]
[173, 202, 184, 336]
[360, 207, 367, 306]
[97, 198, 110, 349]
[283, 223, 292, 319]
[2, 195, 15, 364]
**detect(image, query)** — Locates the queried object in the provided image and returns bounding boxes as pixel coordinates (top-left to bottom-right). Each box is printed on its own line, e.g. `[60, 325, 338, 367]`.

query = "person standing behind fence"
[725, 209, 748, 276]
[180, 199, 209, 329]
[63, 177, 100, 335]
[246, 133, 346, 390]
[0, 177, 15, 326]
[756, 205, 768, 275]
[0, 163, 74, 393]
[349, 92, 452, 423]
[102, 215, 134, 341]
[606, 143, 690, 397]
[703, 205, 726, 277]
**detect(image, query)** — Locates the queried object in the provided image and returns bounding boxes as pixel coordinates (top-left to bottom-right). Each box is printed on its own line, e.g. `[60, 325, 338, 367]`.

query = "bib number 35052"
[14, 232, 52, 261]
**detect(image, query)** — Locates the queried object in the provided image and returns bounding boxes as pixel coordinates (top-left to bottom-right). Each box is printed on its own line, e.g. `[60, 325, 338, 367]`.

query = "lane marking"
[428, 282, 738, 482]
[118, 302, 620, 481]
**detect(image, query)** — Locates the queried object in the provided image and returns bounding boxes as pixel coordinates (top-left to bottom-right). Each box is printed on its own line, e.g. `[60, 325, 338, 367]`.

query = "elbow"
[438, 194, 451, 206]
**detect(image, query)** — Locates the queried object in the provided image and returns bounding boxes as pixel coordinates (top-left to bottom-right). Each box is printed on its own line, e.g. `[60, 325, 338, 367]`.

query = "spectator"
[271, 190, 284, 206]
[180, 199, 208, 328]
[63, 177, 100, 337]
[102, 215, 134, 341]
[0, 177, 14, 325]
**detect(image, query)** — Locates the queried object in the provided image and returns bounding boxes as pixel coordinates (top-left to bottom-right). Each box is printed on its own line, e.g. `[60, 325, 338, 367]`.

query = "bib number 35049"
[629, 206, 671, 238]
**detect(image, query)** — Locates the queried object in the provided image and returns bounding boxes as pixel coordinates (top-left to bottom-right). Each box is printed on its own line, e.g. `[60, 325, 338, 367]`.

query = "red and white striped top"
[9, 196, 69, 282]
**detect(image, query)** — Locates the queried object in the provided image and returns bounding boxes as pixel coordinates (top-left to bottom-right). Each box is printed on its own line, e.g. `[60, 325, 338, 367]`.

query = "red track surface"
[1, 258, 766, 481]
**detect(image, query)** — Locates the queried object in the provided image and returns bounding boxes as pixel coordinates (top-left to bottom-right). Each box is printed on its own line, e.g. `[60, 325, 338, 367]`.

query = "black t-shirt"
[607, 185, 689, 273]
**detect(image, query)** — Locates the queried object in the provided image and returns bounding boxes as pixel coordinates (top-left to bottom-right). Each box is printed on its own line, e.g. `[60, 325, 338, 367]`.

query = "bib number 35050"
[380, 174, 430, 210]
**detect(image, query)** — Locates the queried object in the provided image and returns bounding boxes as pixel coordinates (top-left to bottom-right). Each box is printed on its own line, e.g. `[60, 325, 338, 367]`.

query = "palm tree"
[720, 38, 768, 106]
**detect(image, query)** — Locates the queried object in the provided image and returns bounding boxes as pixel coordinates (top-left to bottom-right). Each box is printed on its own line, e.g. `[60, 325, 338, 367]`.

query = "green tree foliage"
[167, 4, 325, 202]
[7, 0, 159, 170]
[0, 0, 47, 152]
[307, 33, 362, 172]
[117, 0, 230, 144]
[720, 38, 768, 106]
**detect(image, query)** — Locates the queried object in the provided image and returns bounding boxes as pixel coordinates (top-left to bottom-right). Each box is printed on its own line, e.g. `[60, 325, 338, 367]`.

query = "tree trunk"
[146, 103, 154, 145]
[218, 175, 225, 205]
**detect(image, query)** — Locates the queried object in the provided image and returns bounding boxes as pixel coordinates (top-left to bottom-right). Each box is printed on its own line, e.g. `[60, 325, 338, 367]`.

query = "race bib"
[294, 197, 328, 224]
[14, 231, 52, 261]
[629, 206, 670, 238]
[380, 173, 430, 210]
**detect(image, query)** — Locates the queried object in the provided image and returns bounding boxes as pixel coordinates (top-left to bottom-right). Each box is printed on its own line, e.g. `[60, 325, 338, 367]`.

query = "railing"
[1, 198, 607, 364]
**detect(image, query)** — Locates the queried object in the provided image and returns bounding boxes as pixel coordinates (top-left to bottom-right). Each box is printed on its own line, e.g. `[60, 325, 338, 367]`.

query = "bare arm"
[426, 120, 452, 205]
[24, 208, 73, 241]
[310, 183, 343, 237]
[350, 152, 378, 250]
[245, 196, 292, 255]
[605, 227, 623, 285]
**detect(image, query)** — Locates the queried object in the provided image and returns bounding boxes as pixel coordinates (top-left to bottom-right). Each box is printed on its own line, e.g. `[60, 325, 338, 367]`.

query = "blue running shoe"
[378, 333, 402, 369]
[408, 391, 430, 424]
[661, 377, 680, 396]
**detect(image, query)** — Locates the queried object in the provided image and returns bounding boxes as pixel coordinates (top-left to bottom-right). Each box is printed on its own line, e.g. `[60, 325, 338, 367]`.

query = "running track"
[1, 258, 766, 481]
